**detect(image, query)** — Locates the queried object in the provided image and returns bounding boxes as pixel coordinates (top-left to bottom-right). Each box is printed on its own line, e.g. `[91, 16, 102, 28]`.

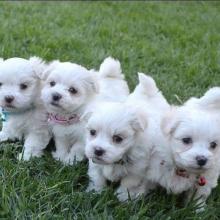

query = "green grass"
[1, 2, 220, 219]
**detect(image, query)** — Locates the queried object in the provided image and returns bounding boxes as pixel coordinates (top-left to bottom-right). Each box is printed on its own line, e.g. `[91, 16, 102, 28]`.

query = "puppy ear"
[40, 60, 60, 81]
[29, 56, 47, 80]
[195, 87, 220, 111]
[161, 107, 179, 136]
[80, 111, 93, 123]
[129, 107, 148, 132]
[85, 74, 99, 93]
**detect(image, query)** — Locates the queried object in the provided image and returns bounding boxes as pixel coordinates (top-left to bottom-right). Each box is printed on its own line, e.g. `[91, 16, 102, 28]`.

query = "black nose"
[52, 93, 62, 101]
[94, 148, 105, 157]
[5, 95, 14, 103]
[196, 156, 208, 166]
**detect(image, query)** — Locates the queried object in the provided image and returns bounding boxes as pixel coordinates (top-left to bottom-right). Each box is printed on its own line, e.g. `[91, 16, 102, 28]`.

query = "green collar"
[1, 106, 35, 122]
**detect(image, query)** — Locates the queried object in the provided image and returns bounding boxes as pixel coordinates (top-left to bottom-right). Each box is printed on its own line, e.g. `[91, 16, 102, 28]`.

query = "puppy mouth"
[3, 104, 16, 109]
[91, 156, 124, 165]
[185, 166, 209, 174]
[194, 166, 209, 171]
[50, 102, 61, 108]
[92, 157, 110, 165]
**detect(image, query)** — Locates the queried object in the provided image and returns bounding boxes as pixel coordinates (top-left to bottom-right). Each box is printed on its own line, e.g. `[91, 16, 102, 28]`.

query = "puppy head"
[162, 106, 220, 173]
[84, 102, 147, 165]
[0, 57, 45, 111]
[41, 61, 98, 115]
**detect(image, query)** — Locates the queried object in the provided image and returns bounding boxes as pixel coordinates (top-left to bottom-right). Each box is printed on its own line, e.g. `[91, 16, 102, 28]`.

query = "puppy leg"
[86, 160, 106, 193]
[0, 131, 11, 142]
[63, 141, 85, 164]
[116, 175, 148, 202]
[186, 171, 218, 213]
[52, 136, 70, 162]
[0, 125, 17, 143]
[186, 185, 212, 213]
[21, 132, 50, 160]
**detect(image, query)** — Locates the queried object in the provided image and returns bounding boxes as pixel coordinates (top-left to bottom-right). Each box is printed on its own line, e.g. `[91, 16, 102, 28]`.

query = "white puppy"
[145, 87, 220, 211]
[41, 57, 129, 164]
[0, 57, 51, 160]
[85, 73, 169, 201]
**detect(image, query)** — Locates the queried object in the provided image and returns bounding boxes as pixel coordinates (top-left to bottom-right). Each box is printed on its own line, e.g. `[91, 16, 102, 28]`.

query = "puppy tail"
[195, 87, 220, 110]
[129, 73, 169, 108]
[135, 73, 159, 97]
[99, 57, 124, 79]
[29, 56, 47, 79]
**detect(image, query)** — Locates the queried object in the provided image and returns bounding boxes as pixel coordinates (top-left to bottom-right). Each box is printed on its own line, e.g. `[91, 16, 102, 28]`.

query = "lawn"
[0, 2, 220, 219]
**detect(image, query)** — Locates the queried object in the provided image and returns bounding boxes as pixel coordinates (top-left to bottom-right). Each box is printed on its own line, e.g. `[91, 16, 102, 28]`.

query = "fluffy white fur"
[0, 57, 51, 160]
[85, 73, 169, 201]
[144, 87, 220, 211]
[41, 57, 129, 164]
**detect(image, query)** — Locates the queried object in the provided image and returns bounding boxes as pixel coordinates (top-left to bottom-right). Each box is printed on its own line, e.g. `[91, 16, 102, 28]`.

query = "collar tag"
[198, 176, 206, 186]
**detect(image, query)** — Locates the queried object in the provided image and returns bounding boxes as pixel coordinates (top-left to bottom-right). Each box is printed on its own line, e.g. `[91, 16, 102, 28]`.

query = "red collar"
[175, 168, 189, 178]
[160, 161, 206, 186]
[175, 167, 206, 186]
[48, 113, 80, 125]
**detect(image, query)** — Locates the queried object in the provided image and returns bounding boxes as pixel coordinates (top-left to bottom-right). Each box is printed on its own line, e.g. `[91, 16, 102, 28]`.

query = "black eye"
[90, 129, 96, 136]
[20, 83, 28, 90]
[210, 142, 217, 149]
[113, 135, 123, 144]
[0, 82, 2, 87]
[69, 87, 78, 94]
[182, 137, 192, 145]
[50, 81, 56, 87]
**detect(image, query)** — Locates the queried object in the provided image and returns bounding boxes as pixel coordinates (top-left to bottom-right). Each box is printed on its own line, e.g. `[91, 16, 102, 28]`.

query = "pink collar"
[48, 113, 80, 125]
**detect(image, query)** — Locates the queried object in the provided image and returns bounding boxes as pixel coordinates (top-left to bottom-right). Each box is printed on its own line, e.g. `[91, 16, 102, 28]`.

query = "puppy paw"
[18, 152, 31, 161]
[0, 132, 9, 143]
[116, 187, 129, 202]
[72, 153, 84, 163]
[52, 151, 61, 160]
[18, 152, 23, 161]
[18, 149, 43, 161]
[195, 204, 206, 213]
[52, 150, 67, 162]
[63, 153, 84, 165]
[86, 182, 104, 193]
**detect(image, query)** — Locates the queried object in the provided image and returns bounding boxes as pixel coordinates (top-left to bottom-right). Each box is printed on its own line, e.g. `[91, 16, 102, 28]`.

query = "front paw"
[52, 149, 70, 162]
[195, 202, 206, 213]
[116, 187, 129, 202]
[62, 153, 84, 165]
[18, 149, 43, 161]
[86, 182, 104, 193]
[0, 132, 9, 143]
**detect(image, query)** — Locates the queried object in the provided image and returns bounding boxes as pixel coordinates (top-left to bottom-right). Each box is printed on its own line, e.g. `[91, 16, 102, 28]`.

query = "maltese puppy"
[145, 87, 220, 211]
[0, 57, 51, 160]
[85, 73, 169, 201]
[41, 57, 129, 164]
